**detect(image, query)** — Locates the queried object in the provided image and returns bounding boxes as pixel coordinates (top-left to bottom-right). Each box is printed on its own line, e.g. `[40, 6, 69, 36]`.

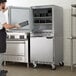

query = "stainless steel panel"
[30, 37, 53, 63]
[8, 6, 32, 30]
[4, 55, 26, 62]
[6, 41, 25, 56]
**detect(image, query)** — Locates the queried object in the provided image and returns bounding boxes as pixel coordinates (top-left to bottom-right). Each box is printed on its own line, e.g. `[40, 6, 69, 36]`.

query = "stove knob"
[10, 35, 15, 39]
[20, 35, 24, 39]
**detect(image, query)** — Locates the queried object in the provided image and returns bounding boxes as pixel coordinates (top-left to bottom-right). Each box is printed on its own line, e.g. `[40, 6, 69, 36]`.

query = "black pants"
[0, 28, 6, 53]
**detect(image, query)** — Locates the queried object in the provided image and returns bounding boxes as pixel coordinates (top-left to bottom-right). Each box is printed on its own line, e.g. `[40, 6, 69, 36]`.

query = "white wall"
[6, 0, 76, 66]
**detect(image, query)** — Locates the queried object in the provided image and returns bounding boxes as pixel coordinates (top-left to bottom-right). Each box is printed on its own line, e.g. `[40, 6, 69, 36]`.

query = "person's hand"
[15, 24, 21, 29]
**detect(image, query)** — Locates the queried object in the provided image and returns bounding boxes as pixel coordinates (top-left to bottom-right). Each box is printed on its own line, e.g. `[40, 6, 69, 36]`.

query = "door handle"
[46, 37, 53, 39]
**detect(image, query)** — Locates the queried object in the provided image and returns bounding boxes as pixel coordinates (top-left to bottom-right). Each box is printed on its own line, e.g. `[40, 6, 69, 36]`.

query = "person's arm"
[3, 23, 19, 29]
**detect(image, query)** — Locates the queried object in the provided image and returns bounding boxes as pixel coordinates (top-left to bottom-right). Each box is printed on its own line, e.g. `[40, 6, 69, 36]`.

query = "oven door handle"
[6, 41, 26, 44]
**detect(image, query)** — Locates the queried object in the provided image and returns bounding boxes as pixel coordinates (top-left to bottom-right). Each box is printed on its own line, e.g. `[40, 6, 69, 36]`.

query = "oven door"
[6, 40, 25, 56]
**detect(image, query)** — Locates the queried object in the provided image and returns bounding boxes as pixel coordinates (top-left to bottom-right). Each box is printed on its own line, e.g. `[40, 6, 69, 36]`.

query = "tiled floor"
[3, 63, 76, 76]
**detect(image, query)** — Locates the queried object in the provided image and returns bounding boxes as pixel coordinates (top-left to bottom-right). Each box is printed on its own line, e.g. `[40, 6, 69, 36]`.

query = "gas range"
[5, 31, 29, 64]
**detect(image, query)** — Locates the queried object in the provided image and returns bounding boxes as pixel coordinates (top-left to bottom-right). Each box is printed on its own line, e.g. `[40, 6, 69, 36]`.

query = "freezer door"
[30, 37, 53, 63]
[8, 6, 33, 30]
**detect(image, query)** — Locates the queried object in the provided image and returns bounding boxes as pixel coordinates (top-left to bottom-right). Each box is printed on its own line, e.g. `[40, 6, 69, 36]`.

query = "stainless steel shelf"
[33, 16, 52, 18]
[34, 23, 52, 25]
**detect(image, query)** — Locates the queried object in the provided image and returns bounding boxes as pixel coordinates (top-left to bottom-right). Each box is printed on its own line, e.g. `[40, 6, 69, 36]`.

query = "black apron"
[0, 27, 6, 53]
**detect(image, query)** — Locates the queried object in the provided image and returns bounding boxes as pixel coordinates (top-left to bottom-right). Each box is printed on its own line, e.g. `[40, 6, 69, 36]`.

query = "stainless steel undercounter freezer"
[30, 5, 63, 70]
